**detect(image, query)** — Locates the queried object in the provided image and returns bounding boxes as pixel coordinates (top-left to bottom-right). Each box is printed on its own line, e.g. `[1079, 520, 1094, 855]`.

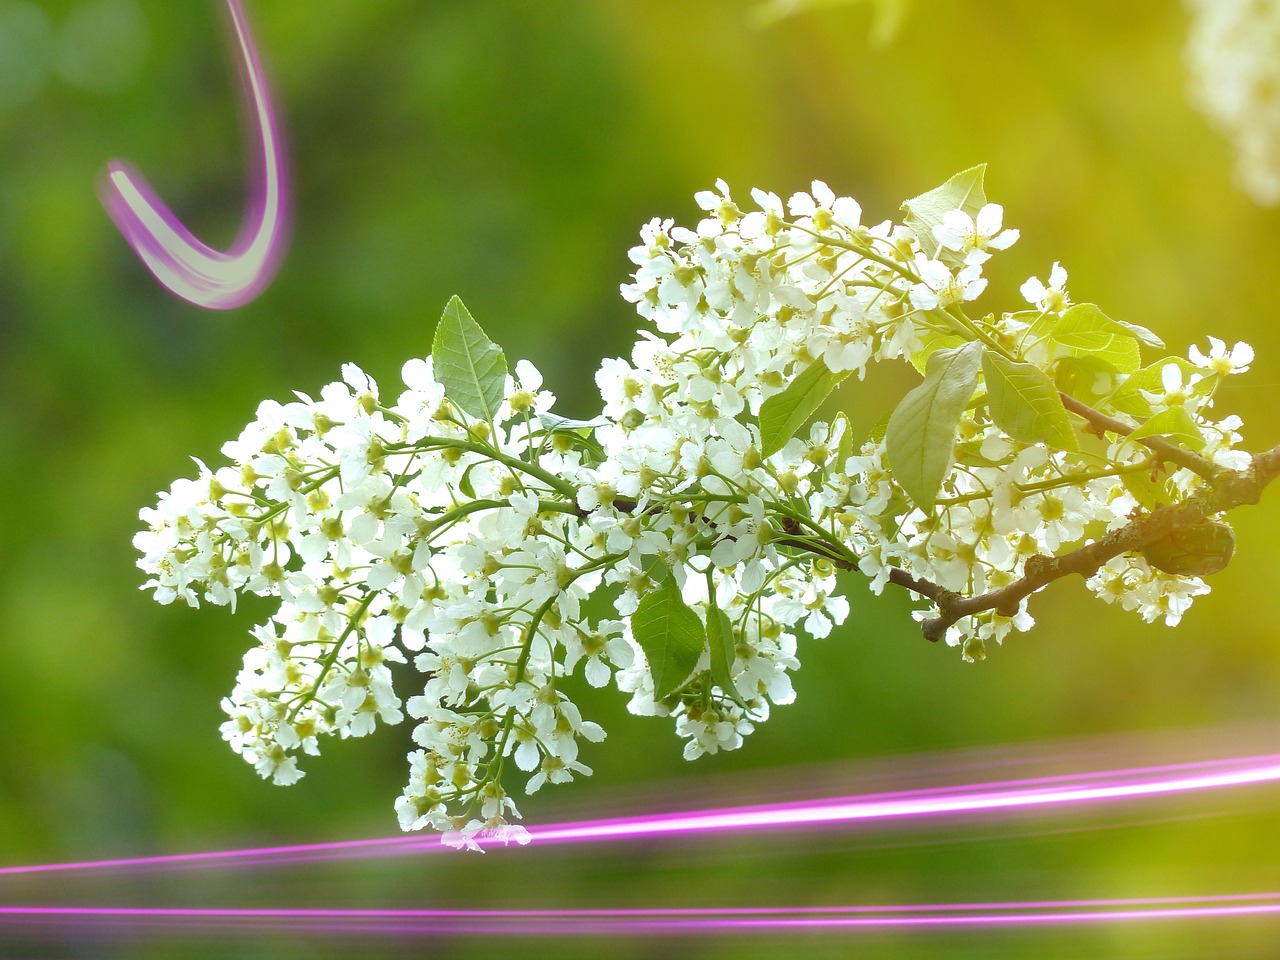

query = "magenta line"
[0, 836, 428, 878]
[525, 754, 1280, 846]
[7, 892, 1280, 917]
[2, 753, 1277, 876]
[1, 898, 1279, 936]
[101, 0, 289, 309]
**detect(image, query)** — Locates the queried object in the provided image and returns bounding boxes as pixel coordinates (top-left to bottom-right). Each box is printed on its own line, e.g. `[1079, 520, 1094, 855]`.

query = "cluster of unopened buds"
[137, 166, 1265, 847]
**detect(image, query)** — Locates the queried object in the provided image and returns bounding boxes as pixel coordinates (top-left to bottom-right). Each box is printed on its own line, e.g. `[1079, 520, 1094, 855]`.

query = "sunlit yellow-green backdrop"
[2, 1, 1279, 956]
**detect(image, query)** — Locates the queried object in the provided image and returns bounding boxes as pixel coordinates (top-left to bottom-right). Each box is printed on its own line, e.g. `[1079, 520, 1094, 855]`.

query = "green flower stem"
[249, 468, 341, 524]
[788, 222, 920, 283]
[945, 305, 1011, 358]
[391, 436, 579, 499]
[287, 591, 376, 721]
[422, 498, 579, 542]
[1057, 393, 1219, 481]
[935, 460, 1157, 508]
[483, 552, 625, 799]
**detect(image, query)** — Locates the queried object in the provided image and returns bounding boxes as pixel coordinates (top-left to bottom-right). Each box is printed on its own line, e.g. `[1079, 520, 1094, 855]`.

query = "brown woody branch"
[1058, 393, 1219, 480]
[889, 442, 1280, 643]
[600, 426, 1280, 646]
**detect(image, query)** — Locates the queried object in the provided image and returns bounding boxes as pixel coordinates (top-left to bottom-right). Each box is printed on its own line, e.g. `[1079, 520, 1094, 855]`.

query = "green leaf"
[1030, 304, 1140, 374]
[1127, 406, 1206, 451]
[535, 411, 607, 461]
[1122, 467, 1175, 510]
[885, 340, 983, 508]
[706, 605, 748, 708]
[537, 412, 609, 432]
[835, 412, 854, 467]
[458, 463, 477, 500]
[867, 409, 892, 444]
[866, 0, 911, 46]
[981, 350, 1078, 452]
[759, 358, 850, 457]
[637, 553, 674, 591]
[631, 578, 706, 700]
[907, 325, 967, 374]
[1114, 318, 1165, 350]
[431, 296, 508, 422]
[875, 488, 912, 540]
[1107, 358, 1200, 418]
[901, 165, 987, 259]
[1054, 356, 1123, 403]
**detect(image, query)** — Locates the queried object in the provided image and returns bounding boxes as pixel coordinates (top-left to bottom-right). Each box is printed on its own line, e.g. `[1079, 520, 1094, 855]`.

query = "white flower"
[1140, 362, 1206, 413]
[740, 188, 786, 240]
[788, 180, 863, 231]
[1020, 262, 1070, 312]
[1186, 0, 1280, 205]
[693, 178, 741, 234]
[909, 256, 987, 311]
[1189, 336, 1253, 376]
[932, 203, 1019, 262]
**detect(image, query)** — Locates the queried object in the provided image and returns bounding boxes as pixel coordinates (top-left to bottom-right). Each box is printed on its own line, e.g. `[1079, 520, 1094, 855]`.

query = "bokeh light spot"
[54, 0, 149, 93]
[0, 1, 53, 108]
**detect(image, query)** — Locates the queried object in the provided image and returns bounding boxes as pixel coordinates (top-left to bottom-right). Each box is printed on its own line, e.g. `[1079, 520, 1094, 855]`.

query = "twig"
[1058, 393, 1219, 481]
[598, 435, 1280, 646]
[890, 442, 1280, 642]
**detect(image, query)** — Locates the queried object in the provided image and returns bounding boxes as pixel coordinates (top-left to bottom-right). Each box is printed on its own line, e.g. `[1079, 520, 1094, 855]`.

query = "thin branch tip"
[887, 446, 1280, 644]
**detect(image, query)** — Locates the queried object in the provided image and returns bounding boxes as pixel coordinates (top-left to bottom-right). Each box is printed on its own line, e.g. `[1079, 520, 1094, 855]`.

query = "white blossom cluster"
[614, 180, 1251, 655]
[138, 173, 1255, 842]
[1186, 0, 1280, 205]
[137, 357, 614, 846]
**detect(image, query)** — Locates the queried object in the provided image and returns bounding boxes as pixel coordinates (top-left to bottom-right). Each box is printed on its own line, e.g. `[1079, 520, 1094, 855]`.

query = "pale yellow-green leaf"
[982, 350, 1078, 452]
[432, 296, 508, 423]
[885, 341, 983, 508]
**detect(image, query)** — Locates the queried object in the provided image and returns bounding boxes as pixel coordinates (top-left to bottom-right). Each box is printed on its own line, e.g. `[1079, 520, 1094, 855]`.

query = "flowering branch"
[891, 441, 1280, 644]
[136, 166, 1266, 844]
[1058, 393, 1220, 481]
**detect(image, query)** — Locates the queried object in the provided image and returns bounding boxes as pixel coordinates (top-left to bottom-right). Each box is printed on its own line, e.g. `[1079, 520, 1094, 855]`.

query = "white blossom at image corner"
[1185, 0, 1280, 205]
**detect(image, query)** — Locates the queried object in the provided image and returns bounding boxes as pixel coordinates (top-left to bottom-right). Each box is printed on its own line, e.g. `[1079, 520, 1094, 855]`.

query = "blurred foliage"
[753, 0, 911, 47]
[2, 0, 1280, 956]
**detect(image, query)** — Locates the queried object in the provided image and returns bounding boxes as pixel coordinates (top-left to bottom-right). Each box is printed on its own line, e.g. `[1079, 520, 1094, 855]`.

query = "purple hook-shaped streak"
[102, 0, 288, 309]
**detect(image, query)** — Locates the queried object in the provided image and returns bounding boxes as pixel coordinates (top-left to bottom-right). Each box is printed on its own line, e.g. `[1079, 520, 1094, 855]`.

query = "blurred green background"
[2, 0, 1280, 956]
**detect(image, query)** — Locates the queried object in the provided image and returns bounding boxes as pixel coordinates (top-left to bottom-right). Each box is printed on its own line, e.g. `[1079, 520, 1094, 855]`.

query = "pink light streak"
[526, 751, 1280, 846]
[101, 0, 288, 309]
[0, 895, 1279, 936]
[1, 751, 1277, 877]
